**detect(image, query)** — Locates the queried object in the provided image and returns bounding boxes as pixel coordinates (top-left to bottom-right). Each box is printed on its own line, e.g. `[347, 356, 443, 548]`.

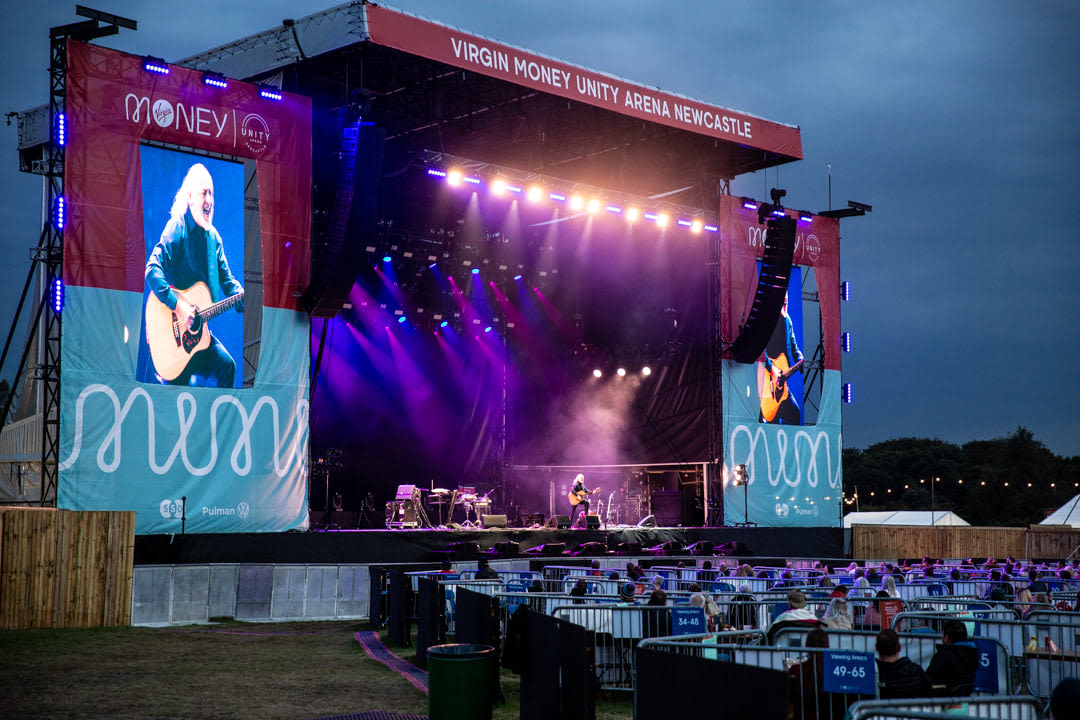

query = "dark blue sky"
[2, 1, 1078, 457]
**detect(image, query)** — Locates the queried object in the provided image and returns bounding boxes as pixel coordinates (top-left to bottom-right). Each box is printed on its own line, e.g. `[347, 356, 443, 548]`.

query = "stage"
[134, 525, 843, 566]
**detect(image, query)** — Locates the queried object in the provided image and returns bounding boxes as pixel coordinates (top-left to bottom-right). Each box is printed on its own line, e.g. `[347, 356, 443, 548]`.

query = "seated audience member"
[589, 559, 603, 577]
[829, 583, 850, 600]
[728, 584, 758, 629]
[646, 576, 668, 606]
[699, 560, 716, 583]
[821, 597, 853, 630]
[608, 570, 620, 582]
[1016, 588, 1034, 618]
[852, 576, 874, 599]
[926, 619, 978, 696]
[617, 581, 637, 606]
[768, 589, 819, 640]
[475, 558, 499, 580]
[860, 590, 891, 628]
[1050, 677, 1080, 720]
[881, 574, 900, 598]
[569, 578, 588, 604]
[788, 628, 846, 720]
[689, 592, 721, 631]
[1027, 568, 1050, 595]
[875, 628, 931, 699]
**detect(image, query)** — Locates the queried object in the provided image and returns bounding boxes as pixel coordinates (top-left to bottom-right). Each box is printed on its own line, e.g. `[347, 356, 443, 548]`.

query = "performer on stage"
[567, 473, 598, 527]
[145, 162, 244, 387]
[758, 291, 803, 425]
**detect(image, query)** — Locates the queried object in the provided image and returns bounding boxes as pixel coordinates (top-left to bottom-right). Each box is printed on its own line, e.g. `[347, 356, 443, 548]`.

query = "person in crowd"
[1033, 592, 1055, 613]
[729, 584, 758, 629]
[475, 557, 499, 580]
[699, 560, 716, 584]
[926, 619, 978, 695]
[820, 597, 853, 630]
[788, 628, 847, 720]
[569, 578, 588, 604]
[438, 558, 454, 574]
[853, 576, 874, 599]
[589, 559, 603, 577]
[881, 574, 901, 598]
[1050, 677, 1080, 720]
[861, 590, 891, 628]
[1028, 568, 1050, 595]
[689, 591, 722, 631]
[818, 575, 835, 589]
[875, 628, 931, 699]
[829, 583, 850, 599]
[1016, 588, 1035, 618]
[618, 581, 638, 606]
[646, 576, 667, 606]
[608, 570, 620, 582]
[768, 589, 819, 640]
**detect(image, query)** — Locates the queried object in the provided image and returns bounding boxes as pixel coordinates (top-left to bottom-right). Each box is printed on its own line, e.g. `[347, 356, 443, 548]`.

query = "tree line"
[842, 427, 1080, 527]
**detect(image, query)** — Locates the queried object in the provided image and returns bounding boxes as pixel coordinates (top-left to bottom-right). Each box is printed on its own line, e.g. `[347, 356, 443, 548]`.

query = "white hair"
[169, 163, 212, 222]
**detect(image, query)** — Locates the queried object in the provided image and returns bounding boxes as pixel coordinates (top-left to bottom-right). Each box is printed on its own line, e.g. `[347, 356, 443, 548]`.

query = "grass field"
[0, 620, 633, 719]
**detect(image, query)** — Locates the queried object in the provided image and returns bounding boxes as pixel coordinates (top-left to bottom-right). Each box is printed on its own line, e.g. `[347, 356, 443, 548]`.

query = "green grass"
[0, 621, 633, 719]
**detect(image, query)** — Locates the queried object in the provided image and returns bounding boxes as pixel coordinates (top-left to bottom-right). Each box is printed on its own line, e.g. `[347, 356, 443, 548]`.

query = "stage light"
[463, 175, 481, 185]
[616, 367, 626, 377]
[626, 207, 640, 222]
[733, 464, 749, 486]
[513, 274, 522, 280]
[440, 321, 449, 328]
[447, 170, 462, 186]
[690, 220, 703, 234]
[841, 281, 851, 302]
[506, 184, 523, 194]
[142, 56, 169, 75]
[704, 224, 719, 233]
[429, 262, 437, 269]
[382, 256, 391, 263]
[642, 366, 652, 376]
[527, 186, 543, 203]
[54, 196, 65, 230]
[549, 192, 566, 202]
[397, 315, 407, 324]
[772, 207, 787, 217]
[202, 71, 228, 89]
[587, 198, 601, 214]
[55, 112, 66, 147]
[841, 332, 851, 352]
[491, 178, 506, 195]
[569, 195, 583, 211]
[484, 326, 492, 333]
[842, 383, 853, 404]
[471, 268, 480, 275]
[427, 168, 447, 178]
[51, 277, 64, 314]
[643, 212, 658, 222]
[606, 205, 623, 215]
[742, 199, 758, 210]
[592, 369, 602, 378]
[677, 219, 692, 228]
[799, 213, 813, 223]
[258, 85, 283, 101]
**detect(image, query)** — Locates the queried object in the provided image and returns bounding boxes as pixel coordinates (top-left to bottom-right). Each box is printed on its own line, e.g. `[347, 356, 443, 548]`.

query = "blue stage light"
[398, 316, 407, 324]
[471, 268, 480, 275]
[841, 332, 851, 353]
[742, 200, 758, 210]
[382, 256, 391, 263]
[440, 321, 448, 328]
[202, 72, 228, 89]
[842, 383, 853, 404]
[55, 113, 66, 147]
[142, 57, 169, 75]
[704, 224, 719, 233]
[51, 277, 64, 314]
[799, 213, 813, 223]
[484, 326, 492, 333]
[841, 281, 851, 302]
[54, 196, 65, 230]
[548, 192, 566, 202]
[513, 274, 522, 280]
[258, 86, 283, 101]
[427, 168, 448, 178]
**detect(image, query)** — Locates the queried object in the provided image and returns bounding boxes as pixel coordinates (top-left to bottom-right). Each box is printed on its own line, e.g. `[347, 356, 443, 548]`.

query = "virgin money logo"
[152, 99, 174, 128]
[240, 113, 270, 154]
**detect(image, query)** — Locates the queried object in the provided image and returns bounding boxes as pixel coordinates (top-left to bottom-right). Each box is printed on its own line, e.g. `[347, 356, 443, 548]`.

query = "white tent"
[843, 510, 970, 528]
[1039, 494, 1080, 527]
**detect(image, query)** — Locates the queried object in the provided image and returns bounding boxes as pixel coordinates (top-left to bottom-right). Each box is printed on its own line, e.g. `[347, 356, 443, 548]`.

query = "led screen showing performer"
[136, 146, 246, 388]
[758, 268, 805, 425]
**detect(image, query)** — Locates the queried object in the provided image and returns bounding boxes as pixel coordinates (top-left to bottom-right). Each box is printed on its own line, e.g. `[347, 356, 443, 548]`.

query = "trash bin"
[427, 643, 496, 720]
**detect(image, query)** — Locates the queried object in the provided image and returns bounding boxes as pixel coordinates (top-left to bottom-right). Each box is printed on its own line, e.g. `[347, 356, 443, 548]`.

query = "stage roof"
[178, 2, 802, 201]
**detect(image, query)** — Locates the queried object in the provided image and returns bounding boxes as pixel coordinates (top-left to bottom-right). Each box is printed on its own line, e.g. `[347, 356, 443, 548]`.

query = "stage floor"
[135, 525, 843, 565]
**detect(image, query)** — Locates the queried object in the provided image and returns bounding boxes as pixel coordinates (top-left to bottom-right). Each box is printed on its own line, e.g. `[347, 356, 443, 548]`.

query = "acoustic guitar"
[568, 488, 599, 506]
[145, 281, 243, 381]
[759, 355, 803, 422]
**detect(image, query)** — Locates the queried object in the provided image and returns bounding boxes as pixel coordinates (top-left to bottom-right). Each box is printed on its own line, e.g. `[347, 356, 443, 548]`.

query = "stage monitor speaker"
[615, 542, 642, 555]
[685, 541, 713, 556]
[729, 215, 797, 363]
[491, 541, 519, 556]
[637, 514, 656, 528]
[482, 514, 507, 529]
[570, 541, 607, 556]
[546, 514, 571, 529]
[524, 542, 565, 555]
[301, 122, 386, 318]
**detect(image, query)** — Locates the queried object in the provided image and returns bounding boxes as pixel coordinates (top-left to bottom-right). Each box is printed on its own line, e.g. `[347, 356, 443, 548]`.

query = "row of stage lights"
[141, 56, 283, 100]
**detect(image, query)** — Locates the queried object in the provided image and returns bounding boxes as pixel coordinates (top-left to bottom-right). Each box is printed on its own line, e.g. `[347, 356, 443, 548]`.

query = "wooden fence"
[0, 507, 135, 628]
[852, 524, 1080, 562]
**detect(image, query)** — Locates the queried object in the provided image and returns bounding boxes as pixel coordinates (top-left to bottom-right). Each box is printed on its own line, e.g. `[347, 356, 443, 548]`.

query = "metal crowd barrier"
[846, 695, 1043, 720]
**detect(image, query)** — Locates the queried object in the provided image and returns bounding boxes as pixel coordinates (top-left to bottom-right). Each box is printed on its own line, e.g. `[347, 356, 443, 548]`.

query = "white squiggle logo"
[728, 424, 841, 490]
[59, 384, 308, 477]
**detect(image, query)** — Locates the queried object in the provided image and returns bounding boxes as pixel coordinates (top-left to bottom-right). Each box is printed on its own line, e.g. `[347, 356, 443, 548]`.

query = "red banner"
[64, 40, 311, 309]
[365, 4, 802, 161]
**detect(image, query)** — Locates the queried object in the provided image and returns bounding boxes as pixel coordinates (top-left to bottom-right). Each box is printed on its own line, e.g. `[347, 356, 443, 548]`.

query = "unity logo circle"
[152, 99, 174, 128]
[241, 113, 270, 153]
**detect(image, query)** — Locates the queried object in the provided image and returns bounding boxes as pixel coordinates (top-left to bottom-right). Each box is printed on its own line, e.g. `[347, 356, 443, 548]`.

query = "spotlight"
[51, 277, 64, 314]
[569, 195, 584, 211]
[616, 367, 626, 377]
[513, 274, 522, 281]
[641, 366, 652, 376]
[626, 207, 640, 222]
[382, 256, 391, 263]
[704, 224, 719, 233]
[471, 268, 480, 275]
[592, 369, 602, 378]
[733, 464, 749, 486]
[491, 179, 506, 195]
[440, 321, 448, 328]
[690, 220, 703, 234]
[484, 326, 492, 333]
[677, 219, 692, 228]
[202, 71, 228, 89]
[258, 85, 283, 101]
[587, 198, 601, 214]
[527, 186, 544, 203]
[447, 170, 462, 186]
[142, 56, 169, 75]
[397, 316, 407, 324]
[463, 175, 481, 185]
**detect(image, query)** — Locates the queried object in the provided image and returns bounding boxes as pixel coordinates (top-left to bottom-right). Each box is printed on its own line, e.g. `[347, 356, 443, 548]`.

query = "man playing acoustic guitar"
[145, 163, 244, 387]
[758, 291, 803, 425]
[567, 473, 599, 528]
